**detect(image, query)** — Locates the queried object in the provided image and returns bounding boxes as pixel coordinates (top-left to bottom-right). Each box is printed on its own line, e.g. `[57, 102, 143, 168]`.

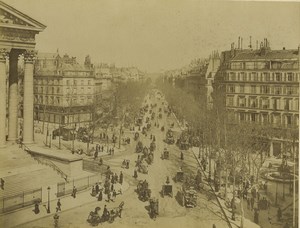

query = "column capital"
[24, 50, 37, 63]
[0, 49, 9, 62]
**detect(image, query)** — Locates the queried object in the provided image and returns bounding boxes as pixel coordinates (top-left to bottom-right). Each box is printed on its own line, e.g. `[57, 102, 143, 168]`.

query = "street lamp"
[47, 186, 51, 213]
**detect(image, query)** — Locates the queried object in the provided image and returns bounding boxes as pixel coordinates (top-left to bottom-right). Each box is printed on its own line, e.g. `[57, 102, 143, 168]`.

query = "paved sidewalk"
[0, 179, 130, 228]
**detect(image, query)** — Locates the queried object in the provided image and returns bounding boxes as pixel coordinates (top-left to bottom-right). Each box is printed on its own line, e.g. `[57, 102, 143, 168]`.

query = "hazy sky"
[7, 0, 300, 72]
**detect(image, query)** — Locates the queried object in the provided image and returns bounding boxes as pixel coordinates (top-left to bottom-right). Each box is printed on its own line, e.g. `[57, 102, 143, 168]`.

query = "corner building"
[223, 41, 299, 156]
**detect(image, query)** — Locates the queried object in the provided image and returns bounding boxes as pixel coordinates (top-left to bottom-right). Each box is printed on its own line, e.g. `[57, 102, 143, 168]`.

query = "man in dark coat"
[72, 186, 77, 198]
[180, 151, 184, 160]
[95, 183, 100, 194]
[119, 171, 123, 185]
[98, 189, 103, 201]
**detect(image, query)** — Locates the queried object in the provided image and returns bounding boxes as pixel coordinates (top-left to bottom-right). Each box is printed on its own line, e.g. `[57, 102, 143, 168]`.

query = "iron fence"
[0, 188, 42, 213]
[57, 174, 104, 197]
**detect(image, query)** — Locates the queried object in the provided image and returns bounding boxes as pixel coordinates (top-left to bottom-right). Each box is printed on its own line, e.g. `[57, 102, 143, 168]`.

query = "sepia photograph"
[0, 0, 299, 227]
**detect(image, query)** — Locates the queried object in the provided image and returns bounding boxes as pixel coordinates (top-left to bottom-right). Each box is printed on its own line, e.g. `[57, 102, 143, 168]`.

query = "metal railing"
[20, 141, 69, 182]
[0, 188, 42, 213]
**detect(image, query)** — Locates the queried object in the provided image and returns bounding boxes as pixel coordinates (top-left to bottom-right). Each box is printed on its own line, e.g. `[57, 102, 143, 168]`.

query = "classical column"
[7, 50, 20, 142]
[0, 49, 8, 147]
[23, 50, 36, 144]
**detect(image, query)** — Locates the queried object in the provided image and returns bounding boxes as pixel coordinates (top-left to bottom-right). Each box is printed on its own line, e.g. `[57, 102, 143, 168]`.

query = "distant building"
[215, 38, 299, 156]
[34, 52, 95, 127]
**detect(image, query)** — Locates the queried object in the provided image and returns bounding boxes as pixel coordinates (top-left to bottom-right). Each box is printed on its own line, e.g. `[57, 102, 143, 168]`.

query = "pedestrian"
[114, 173, 118, 183]
[95, 183, 100, 194]
[99, 157, 103, 166]
[254, 209, 259, 224]
[111, 183, 114, 192]
[98, 189, 103, 201]
[257, 191, 260, 201]
[112, 148, 114, 155]
[56, 199, 61, 212]
[94, 151, 98, 160]
[133, 169, 138, 179]
[0, 178, 4, 190]
[119, 171, 123, 185]
[102, 205, 108, 218]
[72, 186, 77, 198]
[112, 189, 117, 201]
[34, 201, 40, 214]
[101, 145, 104, 152]
[180, 151, 184, 160]
[212, 224, 216, 228]
[277, 207, 282, 221]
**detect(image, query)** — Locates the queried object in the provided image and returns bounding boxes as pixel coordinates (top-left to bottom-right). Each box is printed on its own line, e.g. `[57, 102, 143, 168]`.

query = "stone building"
[34, 52, 95, 128]
[215, 38, 299, 156]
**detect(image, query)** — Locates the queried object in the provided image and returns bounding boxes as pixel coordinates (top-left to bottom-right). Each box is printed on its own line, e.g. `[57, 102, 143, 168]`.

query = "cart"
[121, 159, 130, 169]
[161, 149, 169, 160]
[138, 163, 148, 174]
[162, 184, 173, 197]
[149, 198, 159, 220]
[175, 171, 184, 182]
[182, 186, 197, 208]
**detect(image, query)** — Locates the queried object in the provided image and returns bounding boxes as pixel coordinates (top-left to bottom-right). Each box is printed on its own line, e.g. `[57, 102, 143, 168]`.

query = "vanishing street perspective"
[0, 1, 299, 228]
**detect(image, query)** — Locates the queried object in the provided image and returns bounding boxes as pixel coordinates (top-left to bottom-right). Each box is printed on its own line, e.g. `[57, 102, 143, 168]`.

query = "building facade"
[34, 52, 95, 127]
[219, 40, 299, 155]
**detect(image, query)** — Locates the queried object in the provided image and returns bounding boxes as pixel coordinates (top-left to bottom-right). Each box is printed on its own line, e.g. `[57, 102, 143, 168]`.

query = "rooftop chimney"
[256, 40, 258, 50]
[249, 36, 252, 49]
[241, 38, 243, 50]
[231, 42, 235, 58]
[238, 37, 240, 49]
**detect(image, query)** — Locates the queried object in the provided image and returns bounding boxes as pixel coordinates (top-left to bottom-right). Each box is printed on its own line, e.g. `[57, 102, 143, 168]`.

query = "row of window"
[226, 72, 299, 82]
[227, 96, 299, 111]
[230, 61, 298, 70]
[66, 79, 92, 86]
[227, 84, 299, 95]
[34, 86, 93, 95]
[237, 112, 298, 126]
[34, 95, 93, 105]
[34, 79, 93, 86]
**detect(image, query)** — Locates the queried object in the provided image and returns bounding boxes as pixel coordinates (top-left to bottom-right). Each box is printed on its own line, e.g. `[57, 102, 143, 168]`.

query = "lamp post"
[47, 186, 51, 213]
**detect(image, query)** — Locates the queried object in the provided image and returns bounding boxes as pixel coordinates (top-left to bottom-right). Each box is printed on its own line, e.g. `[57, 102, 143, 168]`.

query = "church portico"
[0, 1, 46, 147]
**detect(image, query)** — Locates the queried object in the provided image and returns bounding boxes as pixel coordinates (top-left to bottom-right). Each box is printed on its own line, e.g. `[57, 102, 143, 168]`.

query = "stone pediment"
[0, 1, 46, 32]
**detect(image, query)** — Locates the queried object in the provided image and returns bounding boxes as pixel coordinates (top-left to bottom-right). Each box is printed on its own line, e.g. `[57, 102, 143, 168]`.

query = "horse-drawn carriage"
[150, 141, 156, 152]
[149, 198, 159, 220]
[142, 127, 147, 135]
[146, 152, 154, 165]
[87, 202, 124, 225]
[181, 186, 197, 208]
[161, 148, 169, 160]
[136, 141, 143, 153]
[161, 184, 173, 197]
[121, 159, 130, 169]
[137, 180, 151, 202]
[165, 129, 175, 144]
[134, 132, 139, 141]
[138, 162, 149, 174]
[147, 123, 151, 130]
[175, 170, 184, 182]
